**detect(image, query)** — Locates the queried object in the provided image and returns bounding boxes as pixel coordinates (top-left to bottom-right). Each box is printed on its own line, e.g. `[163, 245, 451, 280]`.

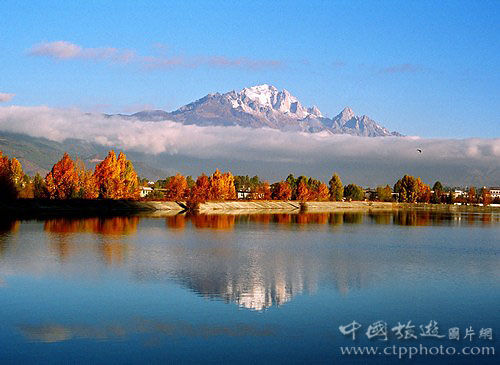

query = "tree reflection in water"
[161, 210, 498, 231]
[0, 210, 497, 311]
[0, 220, 20, 258]
[43, 217, 139, 265]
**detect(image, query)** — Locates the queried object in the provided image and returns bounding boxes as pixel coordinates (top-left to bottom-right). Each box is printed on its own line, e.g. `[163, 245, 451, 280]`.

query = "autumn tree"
[467, 187, 476, 204]
[394, 175, 418, 203]
[164, 173, 188, 201]
[93, 151, 140, 199]
[296, 179, 310, 201]
[74, 158, 99, 199]
[316, 183, 330, 201]
[344, 183, 364, 201]
[117, 152, 140, 199]
[416, 178, 431, 203]
[208, 169, 236, 200]
[93, 151, 119, 199]
[9, 158, 24, 192]
[189, 173, 210, 203]
[253, 182, 271, 200]
[329, 173, 344, 201]
[306, 178, 323, 201]
[271, 181, 292, 200]
[45, 153, 80, 199]
[480, 188, 491, 206]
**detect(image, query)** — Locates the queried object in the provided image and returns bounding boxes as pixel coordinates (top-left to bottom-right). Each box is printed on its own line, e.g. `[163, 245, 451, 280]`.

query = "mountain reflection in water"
[0, 211, 498, 311]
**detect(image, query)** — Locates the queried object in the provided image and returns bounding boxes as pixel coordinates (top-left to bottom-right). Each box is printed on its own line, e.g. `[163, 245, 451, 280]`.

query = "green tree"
[186, 176, 195, 188]
[328, 173, 344, 201]
[33, 173, 47, 198]
[344, 184, 364, 201]
[285, 174, 297, 191]
[376, 185, 392, 202]
[432, 181, 443, 192]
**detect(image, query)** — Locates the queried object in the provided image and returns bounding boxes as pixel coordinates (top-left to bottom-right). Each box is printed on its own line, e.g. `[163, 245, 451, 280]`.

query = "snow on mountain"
[128, 85, 402, 137]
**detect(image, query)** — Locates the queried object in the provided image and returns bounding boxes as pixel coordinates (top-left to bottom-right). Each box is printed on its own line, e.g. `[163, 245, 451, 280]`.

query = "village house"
[489, 187, 500, 199]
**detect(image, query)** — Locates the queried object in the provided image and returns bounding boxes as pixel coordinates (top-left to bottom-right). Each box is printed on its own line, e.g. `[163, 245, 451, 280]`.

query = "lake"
[0, 210, 498, 364]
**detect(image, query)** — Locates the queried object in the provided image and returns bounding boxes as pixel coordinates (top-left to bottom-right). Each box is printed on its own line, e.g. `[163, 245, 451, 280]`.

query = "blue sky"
[1, 0, 499, 138]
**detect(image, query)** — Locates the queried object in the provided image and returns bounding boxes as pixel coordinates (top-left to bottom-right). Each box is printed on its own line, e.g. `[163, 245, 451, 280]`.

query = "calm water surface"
[0, 210, 498, 364]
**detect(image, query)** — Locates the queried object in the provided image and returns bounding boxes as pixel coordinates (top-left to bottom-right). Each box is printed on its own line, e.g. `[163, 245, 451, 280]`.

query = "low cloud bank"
[0, 105, 498, 185]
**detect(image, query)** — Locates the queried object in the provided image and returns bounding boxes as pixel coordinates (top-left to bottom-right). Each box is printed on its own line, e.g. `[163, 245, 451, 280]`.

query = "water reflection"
[19, 319, 274, 344]
[0, 211, 498, 312]
[44, 217, 139, 235]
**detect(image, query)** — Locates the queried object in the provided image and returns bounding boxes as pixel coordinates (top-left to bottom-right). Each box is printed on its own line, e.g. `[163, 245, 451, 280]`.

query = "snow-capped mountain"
[130, 84, 402, 137]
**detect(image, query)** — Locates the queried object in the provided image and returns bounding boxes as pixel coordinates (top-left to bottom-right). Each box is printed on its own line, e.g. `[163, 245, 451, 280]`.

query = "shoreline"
[1, 199, 499, 218]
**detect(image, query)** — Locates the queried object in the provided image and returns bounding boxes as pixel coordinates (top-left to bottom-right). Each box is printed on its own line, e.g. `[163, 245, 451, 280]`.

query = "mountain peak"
[128, 85, 402, 137]
[339, 107, 355, 120]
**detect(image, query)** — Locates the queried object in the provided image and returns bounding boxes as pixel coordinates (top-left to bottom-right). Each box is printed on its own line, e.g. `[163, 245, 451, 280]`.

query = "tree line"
[0, 150, 497, 205]
[1, 150, 139, 201]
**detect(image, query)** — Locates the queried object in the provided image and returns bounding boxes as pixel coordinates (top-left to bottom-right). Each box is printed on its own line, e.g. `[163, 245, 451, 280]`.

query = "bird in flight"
[417, 149, 422, 153]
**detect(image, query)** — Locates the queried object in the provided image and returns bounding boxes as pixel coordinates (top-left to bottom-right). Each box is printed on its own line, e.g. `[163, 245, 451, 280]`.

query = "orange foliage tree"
[316, 183, 330, 201]
[467, 187, 476, 204]
[93, 151, 139, 199]
[296, 179, 310, 201]
[45, 153, 80, 199]
[75, 158, 99, 199]
[208, 169, 236, 200]
[416, 177, 431, 203]
[481, 188, 491, 206]
[189, 173, 210, 203]
[165, 173, 188, 201]
[271, 181, 292, 200]
[253, 182, 271, 200]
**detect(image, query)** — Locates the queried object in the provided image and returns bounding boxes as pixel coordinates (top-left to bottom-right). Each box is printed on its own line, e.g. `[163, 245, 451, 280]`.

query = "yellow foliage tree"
[94, 151, 139, 199]
[208, 169, 236, 200]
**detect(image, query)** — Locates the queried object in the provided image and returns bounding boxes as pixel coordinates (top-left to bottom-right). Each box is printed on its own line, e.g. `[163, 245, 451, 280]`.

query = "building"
[237, 189, 251, 199]
[140, 186, 153, 198]
[490, 187, 500, 198]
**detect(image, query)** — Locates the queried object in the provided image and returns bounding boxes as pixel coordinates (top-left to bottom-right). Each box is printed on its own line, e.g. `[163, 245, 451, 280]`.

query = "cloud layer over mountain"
[0, 105, 498, 186]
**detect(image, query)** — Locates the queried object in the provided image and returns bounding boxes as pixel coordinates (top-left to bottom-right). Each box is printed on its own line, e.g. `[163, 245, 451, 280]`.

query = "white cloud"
[29, 41, 135, 63]
[0, 105, 498, 185]
[28, 41, 283, 70]
[0, 93, 15, 102]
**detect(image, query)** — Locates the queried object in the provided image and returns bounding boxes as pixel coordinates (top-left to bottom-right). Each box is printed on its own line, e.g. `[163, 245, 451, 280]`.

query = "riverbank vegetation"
[0, 150, 497, 206]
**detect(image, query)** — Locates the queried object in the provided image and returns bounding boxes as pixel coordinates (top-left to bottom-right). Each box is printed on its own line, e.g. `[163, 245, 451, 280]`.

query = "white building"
[490, 187, 500, 198]
[140, 186, 153, 198]
[237, 189, 252, 199]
